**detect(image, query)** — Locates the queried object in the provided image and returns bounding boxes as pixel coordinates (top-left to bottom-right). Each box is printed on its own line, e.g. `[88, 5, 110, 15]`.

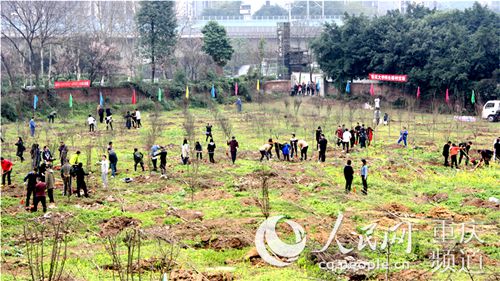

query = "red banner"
[54, 80, 91, 89]
[368, 73, 408, 83]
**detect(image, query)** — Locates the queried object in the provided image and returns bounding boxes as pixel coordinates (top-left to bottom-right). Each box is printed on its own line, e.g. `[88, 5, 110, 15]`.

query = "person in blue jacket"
[282, 143, 291, 161]
[397, 127, 408, 147]
[29, 117, 36, 137]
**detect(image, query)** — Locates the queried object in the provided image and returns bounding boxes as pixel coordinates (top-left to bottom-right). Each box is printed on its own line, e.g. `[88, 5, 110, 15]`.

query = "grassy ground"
[1, 97, 499, 281]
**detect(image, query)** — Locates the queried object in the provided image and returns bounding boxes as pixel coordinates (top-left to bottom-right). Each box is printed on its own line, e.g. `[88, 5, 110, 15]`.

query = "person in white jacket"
[181, 139, 190, 165]
[100, 155, 109, 188]
[134, 109, 142, 128]
[342, 129, 352, 153]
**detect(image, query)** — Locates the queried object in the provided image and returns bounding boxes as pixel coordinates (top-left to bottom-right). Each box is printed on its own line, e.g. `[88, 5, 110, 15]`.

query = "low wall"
[263, 80, 290, 94]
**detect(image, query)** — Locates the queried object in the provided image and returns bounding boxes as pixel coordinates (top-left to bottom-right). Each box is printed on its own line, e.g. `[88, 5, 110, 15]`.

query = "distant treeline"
[312, 3, 500, 105]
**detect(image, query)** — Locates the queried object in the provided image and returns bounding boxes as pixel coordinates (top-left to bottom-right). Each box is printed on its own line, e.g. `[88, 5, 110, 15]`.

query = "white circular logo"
[255, 215, 306, 267]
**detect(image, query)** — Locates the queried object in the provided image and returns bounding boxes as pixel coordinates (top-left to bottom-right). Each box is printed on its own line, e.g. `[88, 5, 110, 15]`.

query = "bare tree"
[1, 1, 73, 86]
[23, 215, 72, 281]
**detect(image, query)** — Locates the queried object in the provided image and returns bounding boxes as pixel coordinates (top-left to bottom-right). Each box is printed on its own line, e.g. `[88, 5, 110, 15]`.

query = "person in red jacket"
[33, 177, 47, 212]
[336, 126, 343, 146]
[1, 157, 13, 186]
[449, 143, 462, 169]
[367, 127, 374, 146]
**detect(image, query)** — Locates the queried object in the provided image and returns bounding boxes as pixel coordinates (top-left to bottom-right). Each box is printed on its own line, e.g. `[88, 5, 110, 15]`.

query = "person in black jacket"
[108, 149, 118, 177]
[159, 146, 168, 178]
[15, 137, 25, 162]
[207, 139, 216, 163]
[459, 141, 472, 165]
[195, 141, 203, 160]
[442, 141, 451, 166]
[290, 134, 298, 159]
[75, 163, 89, 198]
[23, 167, 38, 210]
[205, 123, 213, 142]
[315, 127, 322, 150]
[495, 138, 500, 162]
[344, 160, 354, 193]
[133, 148, 145, 171]
[318, 134, 328, 162]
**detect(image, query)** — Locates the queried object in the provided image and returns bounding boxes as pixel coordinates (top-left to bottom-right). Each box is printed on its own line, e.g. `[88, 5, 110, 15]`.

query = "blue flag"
[99, 92, 104, 106]
[33, 95, 38, 110]
[211, 84, 215, 98]
[346, 82, 351, 93]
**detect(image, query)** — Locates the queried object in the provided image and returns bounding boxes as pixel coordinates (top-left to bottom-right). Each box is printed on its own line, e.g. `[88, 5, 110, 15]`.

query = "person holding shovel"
[24, 167, 39, 210]
[459, 141, 472, 166]
[259, 142, 273, 162]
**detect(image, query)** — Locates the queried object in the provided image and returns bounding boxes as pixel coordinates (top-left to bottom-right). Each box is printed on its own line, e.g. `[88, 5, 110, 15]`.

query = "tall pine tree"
[201, 21, 234, 75]
[136, 1, 177, 82]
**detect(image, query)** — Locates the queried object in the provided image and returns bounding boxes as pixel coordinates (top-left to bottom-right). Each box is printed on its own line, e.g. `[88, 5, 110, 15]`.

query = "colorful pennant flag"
[346, 82, 351, 93]
[256, 80, 260, 91]
[69, 94, 73, 108]
[369, 84, 374, 96]
[445, 88, 450, 103]
[132, 88, 137, 105]
[416, 87, 420, 99]
[211, 84, 215, 98]
[235, 82, 238, 96]
[99, 91, 104, 106]
[158, 88, 162, 102]
[471, 90, 475, 104]
[185, 85, 189, 99]
[33, 95, 38, 110]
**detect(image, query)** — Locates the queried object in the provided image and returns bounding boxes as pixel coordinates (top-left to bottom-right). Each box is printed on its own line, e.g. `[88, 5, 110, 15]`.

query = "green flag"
[69, 94, 73, 108]
[158, 88, 162, 102]
[471, 90, 475, 104]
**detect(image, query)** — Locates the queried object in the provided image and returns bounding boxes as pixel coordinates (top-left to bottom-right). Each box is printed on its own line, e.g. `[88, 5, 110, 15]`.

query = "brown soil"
[145, 218, 257, 250]
[125, 202, 160, 213]
[462, 197, 499, 210]
[167, 208, 204, 221]
[376, 269, 431, 281]
[418, 193, 449, 204]
[192, 189, 232, 201]
[155, 184, 183, 194]
[240, 197, 259, 207]
[199, 236, 247, 251]
[170, 269, 233, 281]
[378, 202, 411, 214]
[427, 206, 467, 222]
[99, 217, 141, 237]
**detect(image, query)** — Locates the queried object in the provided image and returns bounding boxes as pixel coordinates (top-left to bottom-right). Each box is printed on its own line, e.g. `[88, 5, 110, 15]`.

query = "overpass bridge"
[180, 15, 344, 39]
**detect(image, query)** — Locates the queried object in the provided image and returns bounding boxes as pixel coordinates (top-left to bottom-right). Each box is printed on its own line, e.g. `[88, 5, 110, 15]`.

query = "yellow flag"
[256, 80, 260, 91]
[185, 85, 189, 99]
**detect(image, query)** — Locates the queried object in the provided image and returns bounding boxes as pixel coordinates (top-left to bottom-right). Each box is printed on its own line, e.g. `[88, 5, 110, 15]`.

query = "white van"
[482, 100, 500, 121]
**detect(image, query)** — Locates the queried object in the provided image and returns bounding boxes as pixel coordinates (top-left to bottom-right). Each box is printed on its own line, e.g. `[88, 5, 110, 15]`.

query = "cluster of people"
[290, 81, 320, 96]
[259, 134, 309, 162]
[3, 105, 500, 213]
[87, 106, 115, 132]
[124, 109, 142, 129]
[332, 123, 375, 153]
[86, 108, 142, 132]
[443, 138, 500, 168]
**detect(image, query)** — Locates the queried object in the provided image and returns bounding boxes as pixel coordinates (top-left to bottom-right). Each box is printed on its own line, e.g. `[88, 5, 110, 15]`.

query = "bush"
[136, 99, 156, 111]
[1, 100, 17, 122]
